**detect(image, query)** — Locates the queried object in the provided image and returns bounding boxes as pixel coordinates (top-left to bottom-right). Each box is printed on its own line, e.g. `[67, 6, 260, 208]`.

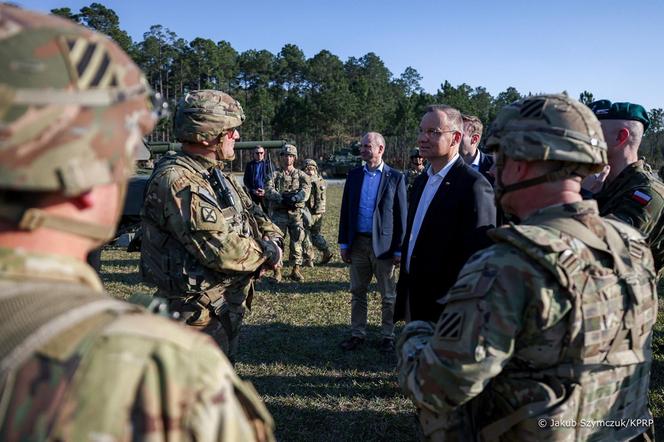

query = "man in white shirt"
[395, 105, 496, 323]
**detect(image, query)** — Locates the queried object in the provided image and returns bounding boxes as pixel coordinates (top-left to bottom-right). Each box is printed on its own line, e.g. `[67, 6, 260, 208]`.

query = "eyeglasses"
[418, 128, 459, 138]
[254, 152, 265, 155]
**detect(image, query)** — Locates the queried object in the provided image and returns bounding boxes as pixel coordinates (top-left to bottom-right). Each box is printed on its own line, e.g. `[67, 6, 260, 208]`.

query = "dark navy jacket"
[395, 157, 496, 322]
[338, 163, 407, 259]
[243, 160, 269, 191]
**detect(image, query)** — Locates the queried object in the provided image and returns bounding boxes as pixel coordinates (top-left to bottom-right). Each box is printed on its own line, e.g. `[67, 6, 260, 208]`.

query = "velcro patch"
[631, 190, 652, 206]
[436, 311, 464, 340]
[201, 207, 218, 223]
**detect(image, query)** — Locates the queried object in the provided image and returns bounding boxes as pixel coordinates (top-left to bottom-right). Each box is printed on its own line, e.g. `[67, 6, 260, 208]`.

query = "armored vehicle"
[319, 142, 362, 178]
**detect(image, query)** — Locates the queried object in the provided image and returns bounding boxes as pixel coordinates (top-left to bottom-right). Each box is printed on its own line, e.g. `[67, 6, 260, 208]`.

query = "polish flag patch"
[631, 190, 652, 206]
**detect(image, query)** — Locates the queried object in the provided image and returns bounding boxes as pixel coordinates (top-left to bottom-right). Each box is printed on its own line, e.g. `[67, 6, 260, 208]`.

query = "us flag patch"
[631, 190, 652, 206]
[436, 311, 463, 340]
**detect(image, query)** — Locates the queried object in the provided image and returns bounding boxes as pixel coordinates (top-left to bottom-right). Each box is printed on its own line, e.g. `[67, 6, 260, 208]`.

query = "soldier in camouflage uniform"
[583, 100, 664, 276]
[405, 147, 425, 198]
[302, 159, 334, 267]
[398, 94, 657, 441]
[140, 90, 283, 363]
[265, 144, 311, 281]
[0, 6, 274, 441]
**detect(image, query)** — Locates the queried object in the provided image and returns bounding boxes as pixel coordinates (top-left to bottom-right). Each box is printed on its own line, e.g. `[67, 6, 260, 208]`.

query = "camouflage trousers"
[158, 274, 253, 363]
[271, 209, 305, 265]
[303, 214, 330, 262]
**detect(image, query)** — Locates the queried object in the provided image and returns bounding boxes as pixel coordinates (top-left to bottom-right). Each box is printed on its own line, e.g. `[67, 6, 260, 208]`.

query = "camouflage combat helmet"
[488, 94, 607, 203]
[0, 5, 157, 240]
[410, 147, 421, 158]
[173, 90, 245, 143]
[304, 159, 317, 169]
[281, 144, 298, 158]
[493, 94, 607, 169]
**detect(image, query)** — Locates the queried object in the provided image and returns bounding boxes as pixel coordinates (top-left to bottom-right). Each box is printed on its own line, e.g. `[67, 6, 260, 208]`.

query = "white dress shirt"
[406, 154, 459, 272]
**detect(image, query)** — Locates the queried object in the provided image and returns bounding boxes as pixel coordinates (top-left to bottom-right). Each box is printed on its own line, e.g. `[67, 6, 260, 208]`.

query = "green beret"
[589, 99, 650, 132]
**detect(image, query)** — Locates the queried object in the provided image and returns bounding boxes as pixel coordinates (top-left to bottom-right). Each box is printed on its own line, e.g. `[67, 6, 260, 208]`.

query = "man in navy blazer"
[338, 132, 407, 352]
[394, 106, 496, 323]
[460, 114, 495, 186]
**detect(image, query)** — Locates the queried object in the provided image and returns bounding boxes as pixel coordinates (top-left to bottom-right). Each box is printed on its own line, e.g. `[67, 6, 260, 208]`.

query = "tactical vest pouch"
[480, 378, 580, 442]
[141, 222, 178, 292]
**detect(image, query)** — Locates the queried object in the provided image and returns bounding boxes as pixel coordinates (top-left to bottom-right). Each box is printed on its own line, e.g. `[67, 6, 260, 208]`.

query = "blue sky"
[19, 0, 664, 109]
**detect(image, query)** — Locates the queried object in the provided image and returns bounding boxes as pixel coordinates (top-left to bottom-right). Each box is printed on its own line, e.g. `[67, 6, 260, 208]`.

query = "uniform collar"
[0, 246, 103, 292]
[522, 200, 600, 226]
[183, 151, 223, 170]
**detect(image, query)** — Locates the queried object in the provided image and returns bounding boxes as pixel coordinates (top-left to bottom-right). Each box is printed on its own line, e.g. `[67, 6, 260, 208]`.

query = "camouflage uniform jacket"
[595, 160, 664, 273]
[406, 166, 424, 195]
[306, 174, 326, 215]
[398, 201, 656, 441]
[0, 247, 274, 441]
[140, 152, 282, 299]
[265, 167, 311, 212]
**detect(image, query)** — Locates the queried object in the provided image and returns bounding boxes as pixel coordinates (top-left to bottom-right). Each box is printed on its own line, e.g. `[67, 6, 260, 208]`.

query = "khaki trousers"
[349, 235, 396, 339]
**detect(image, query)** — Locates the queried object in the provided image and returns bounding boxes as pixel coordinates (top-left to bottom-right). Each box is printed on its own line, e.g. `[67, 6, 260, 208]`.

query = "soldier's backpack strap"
[0, 282, 139, 422]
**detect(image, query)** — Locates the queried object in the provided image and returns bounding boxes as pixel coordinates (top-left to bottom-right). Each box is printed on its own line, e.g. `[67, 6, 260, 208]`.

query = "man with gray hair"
[338, 132, 407, 353]
[394, 105, 496, 323]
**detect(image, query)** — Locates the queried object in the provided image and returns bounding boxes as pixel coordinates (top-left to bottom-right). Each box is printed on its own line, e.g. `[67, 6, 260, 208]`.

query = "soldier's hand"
[340, 249, 351, 264]
[581, 164, 610, 194]
[260, 239, 283, 269]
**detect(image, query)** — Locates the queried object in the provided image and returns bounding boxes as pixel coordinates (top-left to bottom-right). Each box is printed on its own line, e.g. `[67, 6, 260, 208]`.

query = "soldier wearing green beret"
[0, 5, 274, 441]
[264, 144, 312, 281]
[583, 99, 664, 275]
[405, 147, 425, 198]
[140, 89, 284, 363]
[302, 159, 334, 267]
[398, 94, 656, 440]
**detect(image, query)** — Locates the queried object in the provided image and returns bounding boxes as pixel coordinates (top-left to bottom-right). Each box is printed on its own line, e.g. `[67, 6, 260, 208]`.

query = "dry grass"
[100, 182, 664, 440]
[101, 183, 418, 441]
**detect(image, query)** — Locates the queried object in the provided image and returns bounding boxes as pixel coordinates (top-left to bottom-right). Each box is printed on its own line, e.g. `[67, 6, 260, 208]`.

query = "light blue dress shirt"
[357, 162, 384, 233]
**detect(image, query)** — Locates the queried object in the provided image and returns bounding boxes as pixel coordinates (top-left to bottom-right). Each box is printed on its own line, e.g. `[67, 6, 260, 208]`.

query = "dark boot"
[320, 250, 334, 265]
[290, 265, 304, 282]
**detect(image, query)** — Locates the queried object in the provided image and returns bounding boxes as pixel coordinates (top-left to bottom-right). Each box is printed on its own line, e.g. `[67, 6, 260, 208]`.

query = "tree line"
[52, 2, 664, 171]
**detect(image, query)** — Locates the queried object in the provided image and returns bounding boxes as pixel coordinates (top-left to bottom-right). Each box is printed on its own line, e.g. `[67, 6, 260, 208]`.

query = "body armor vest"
[478, 217, 656, 441]
[140, 154, 259, 300]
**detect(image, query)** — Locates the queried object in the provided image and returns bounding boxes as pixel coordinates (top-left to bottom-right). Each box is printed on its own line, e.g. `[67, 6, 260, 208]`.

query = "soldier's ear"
[71, 190, 95, 210]
[617, 128, 630, 145]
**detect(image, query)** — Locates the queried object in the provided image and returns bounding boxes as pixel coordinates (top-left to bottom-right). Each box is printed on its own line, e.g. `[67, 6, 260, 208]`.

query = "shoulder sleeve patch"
[631, 190, 653, 206]
[436, 311, 464, 340]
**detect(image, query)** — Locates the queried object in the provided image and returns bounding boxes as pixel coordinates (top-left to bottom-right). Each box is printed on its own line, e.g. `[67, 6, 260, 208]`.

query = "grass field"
[101, 182, 664, 440]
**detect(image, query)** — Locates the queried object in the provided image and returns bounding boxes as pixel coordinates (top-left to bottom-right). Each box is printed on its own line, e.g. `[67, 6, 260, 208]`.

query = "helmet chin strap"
[495, 162, 583, 222]
[0, 180, 129, 246]
[0, 204, 115, 242]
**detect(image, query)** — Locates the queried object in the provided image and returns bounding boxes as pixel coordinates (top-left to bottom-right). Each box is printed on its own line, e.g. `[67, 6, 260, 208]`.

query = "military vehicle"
[319, 142, 362, 177]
